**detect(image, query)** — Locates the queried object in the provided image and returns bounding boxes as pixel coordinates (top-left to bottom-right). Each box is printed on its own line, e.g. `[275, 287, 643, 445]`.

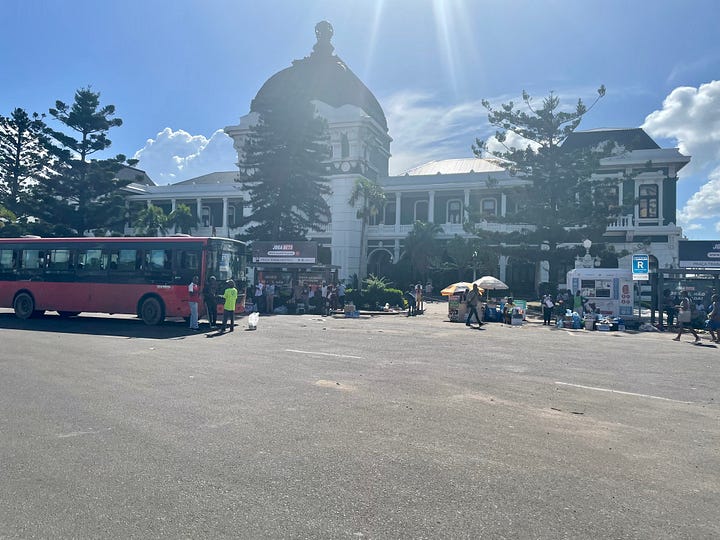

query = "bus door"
[77, 247, 108, 311]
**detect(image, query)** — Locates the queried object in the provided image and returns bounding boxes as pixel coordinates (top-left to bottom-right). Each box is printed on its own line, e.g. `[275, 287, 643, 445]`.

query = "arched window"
[481, 198, 497, 217]
[341, 134, 350, 158]
[638, 184, 658, 218]
[414, 200, 428, 222]
[447, 200, 462, 224]
[201, 206, 211, 227]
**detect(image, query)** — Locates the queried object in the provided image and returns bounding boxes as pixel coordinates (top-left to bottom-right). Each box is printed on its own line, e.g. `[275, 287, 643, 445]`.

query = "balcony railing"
[607, 214, 634, 230]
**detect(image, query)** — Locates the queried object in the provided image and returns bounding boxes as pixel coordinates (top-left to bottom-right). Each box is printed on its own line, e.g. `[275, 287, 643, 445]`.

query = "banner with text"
[252, 242, 318, 264]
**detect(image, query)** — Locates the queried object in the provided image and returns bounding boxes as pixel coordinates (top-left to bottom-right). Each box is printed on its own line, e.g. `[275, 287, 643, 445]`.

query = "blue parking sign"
[632, 254, 649, 276]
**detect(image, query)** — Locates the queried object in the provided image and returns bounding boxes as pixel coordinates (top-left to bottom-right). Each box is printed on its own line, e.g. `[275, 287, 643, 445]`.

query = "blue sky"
[2, 0, 719, 238]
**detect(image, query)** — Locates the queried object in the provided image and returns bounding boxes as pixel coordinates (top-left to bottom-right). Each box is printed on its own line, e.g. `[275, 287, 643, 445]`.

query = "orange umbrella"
[440, 282, 477, 296]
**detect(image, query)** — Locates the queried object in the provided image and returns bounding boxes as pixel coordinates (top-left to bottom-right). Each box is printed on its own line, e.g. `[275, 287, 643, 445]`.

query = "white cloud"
[642, 81, 720, 232]
[384, 91, 489, 175]
[133, 128, 237, 185]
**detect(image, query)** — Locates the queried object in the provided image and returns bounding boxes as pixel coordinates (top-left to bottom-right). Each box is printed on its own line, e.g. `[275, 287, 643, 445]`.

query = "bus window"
[147, 249, 172, 271]
[21, 249, 46, 269]
[0, 249, 16, 270]
[179, 250, 200, 271]
[48, 249, 72, 271]
[109, 249, 141, 271]
[79, 249, 107, 271]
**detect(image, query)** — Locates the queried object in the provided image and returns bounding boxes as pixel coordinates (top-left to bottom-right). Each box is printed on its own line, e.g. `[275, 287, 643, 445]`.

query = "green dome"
[250, 21, 388, 131]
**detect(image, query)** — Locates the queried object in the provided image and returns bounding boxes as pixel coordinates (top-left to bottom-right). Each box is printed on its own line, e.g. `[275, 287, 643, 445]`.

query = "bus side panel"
[92, 283, 190, 318]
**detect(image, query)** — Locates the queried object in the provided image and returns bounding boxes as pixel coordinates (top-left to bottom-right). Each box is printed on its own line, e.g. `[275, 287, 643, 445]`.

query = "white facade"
[122, 24, 691, 287]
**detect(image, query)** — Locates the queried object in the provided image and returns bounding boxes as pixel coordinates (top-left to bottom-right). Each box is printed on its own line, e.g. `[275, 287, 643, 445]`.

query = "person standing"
[337, 281, 346, 307]
[203, 275, 219, 328]
[266, 281, 275, 314]
[465, 283, 483, 328]
[542, 294, 554, 326]
[673, 290, 700, 342]
[188, 275, 200, 330]
[573, 290, 583, 316]
[254, 281, 264, 313]
[219, 280, 238, 333]
[404, 287, 416, 317]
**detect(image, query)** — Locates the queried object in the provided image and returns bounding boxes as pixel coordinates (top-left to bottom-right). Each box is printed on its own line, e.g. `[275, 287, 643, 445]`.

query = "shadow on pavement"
[0, 312, 201, 340]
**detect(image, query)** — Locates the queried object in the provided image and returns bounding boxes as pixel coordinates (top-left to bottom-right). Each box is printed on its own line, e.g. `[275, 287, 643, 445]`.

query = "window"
[481, 198, 497, 217]
[639, 184, 658, 218]
[447, 200, 462, 224]
[179, 250, 200, 271]
[341, 134, 350, 158]
[384, 201, 396, 225]
[228, 206, 236, 228]
[48, 249, 71, 270]
[108, 249, 141, 271]
[0, 249, 16, 270]
[79, 249, 107, 270]
[147, 249, 172, 270]
[414, 200, 428, 222]
[22, 250, 45, 269]
[202, 206, 211, 227]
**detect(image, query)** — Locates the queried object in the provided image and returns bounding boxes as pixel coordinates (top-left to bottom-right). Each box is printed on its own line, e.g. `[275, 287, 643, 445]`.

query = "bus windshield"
[207, 239, 245, 284]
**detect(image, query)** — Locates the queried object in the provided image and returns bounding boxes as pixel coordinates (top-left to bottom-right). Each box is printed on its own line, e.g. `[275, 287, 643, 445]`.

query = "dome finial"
[312, 21, 334, 56]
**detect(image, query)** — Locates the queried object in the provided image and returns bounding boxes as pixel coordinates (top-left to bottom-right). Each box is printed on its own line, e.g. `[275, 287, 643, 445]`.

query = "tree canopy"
[238, 95, 331, 241]
[29, 88, 130, 235]
[472, 87, 614, 237]
[0, 108, 59, 217]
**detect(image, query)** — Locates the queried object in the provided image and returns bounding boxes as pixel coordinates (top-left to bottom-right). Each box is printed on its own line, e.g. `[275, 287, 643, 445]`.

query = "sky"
[2, 0, 720, 239]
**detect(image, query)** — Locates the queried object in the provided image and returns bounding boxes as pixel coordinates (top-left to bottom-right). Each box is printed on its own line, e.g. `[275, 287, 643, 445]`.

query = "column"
[395, 193, 401, 233]
[428, 190, 435, 223]
[499, 254, 508, 283]
[500, 192, 507, 217]
[222, 197, 229, 234]
[196, 198, 202, 227]
[464, 189, 470, 210]
[171, 199, 176, 212]
[394, 239, 400, 265]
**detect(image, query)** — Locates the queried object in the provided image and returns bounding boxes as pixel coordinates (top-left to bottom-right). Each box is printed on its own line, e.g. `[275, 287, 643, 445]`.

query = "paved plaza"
[0, 303, 718, 539]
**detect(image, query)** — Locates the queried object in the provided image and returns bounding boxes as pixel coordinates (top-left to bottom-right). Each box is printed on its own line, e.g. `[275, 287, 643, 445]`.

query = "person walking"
[673, 290, 700, 342]
[203, 275, 219, 328]
[337, 281, 346, 307]
[465, 283, 484, 328]
[219, 279, 238, 333]
[188, 275, 200, 330]
[706, 294, 720, 343]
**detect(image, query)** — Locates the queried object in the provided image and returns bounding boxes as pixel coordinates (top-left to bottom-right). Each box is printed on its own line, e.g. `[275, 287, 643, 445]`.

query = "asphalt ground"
[0, 302, 718, 539]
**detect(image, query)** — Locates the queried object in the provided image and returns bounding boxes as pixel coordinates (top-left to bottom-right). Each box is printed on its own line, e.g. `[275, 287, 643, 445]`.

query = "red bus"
[0, 236, 247, 325]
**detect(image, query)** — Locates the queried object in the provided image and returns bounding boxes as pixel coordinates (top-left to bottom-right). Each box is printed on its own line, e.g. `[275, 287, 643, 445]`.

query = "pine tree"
[0, 108, 59, 217]
[473, 87, 612, 235]
[30, 88, 130, 235]
[238, 96, 331, 241]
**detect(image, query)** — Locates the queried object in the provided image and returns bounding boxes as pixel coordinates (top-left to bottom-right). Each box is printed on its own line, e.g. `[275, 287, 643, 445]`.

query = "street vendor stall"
[441, 282, 471, 322]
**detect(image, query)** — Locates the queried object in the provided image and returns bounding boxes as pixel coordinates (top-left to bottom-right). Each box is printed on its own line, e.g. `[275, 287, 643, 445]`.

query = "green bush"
[345, 275, 405, 310]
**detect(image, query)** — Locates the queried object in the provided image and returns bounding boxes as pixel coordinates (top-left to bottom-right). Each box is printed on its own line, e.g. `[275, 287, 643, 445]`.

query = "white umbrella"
[472, 276, 509, 290]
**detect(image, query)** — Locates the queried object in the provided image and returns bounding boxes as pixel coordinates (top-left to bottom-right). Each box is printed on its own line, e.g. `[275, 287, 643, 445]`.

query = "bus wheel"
[13, 292, 35, 320]
[58, 311, 81, 318]
[140, 297, 165, 326]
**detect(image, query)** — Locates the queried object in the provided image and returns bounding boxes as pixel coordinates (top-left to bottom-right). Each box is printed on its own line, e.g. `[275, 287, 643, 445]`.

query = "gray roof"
[173, 171, 239, 185]
[400, 158, 507, 176]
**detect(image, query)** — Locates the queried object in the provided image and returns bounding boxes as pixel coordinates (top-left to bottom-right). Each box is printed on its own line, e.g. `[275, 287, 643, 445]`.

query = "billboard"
[252, 241, 317, 264]
[679, 240, 720, 269]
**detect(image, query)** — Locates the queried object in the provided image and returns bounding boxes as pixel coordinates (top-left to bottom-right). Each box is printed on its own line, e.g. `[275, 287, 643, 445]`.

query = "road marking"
[555, 382, 693, 403]
[286, 349, 363, 359]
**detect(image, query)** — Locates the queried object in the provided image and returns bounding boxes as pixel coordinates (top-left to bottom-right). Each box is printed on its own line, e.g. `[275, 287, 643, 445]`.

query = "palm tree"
[134, 205, 168, 237]
[403, 221, 443, 284]
[168, 204, 197, 234]
[348, 177, 386, 279]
